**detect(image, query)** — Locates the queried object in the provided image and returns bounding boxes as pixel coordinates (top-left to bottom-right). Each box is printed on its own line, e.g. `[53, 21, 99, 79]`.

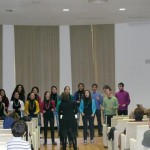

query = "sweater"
[115, 90, 130, 111]
[103, 96, 118, 115]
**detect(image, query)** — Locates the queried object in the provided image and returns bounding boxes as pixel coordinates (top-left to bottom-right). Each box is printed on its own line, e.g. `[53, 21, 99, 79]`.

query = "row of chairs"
[103, 115, 150, 150]
[0, 118, 40, 150]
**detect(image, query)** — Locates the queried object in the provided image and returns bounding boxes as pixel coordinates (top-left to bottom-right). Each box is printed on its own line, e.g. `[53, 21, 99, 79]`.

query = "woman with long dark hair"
[59, 92, 78, 150]
[0, 95, 7, 120]
[11, 84, 25, 103]
[50, 86, 60, 132]
[24, 92, 40, 118]
[79, 90, 96, 144]
[0, 89, 9, 113]
[8, 91, 24, 117]
[42, 91, 57, 145]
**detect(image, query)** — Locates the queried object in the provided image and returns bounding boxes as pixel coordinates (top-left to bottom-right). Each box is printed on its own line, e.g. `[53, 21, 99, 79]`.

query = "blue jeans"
[53, 110, 59, 131]
[82, 115, 94, 140]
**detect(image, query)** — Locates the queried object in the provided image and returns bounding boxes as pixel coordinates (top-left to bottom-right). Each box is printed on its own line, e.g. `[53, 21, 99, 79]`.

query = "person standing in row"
[56, 86, 74, 145]
[91, 83, 103, 136]
[59, 92, 78, 150]
[79, 90, 96, 144]
[50, 86, 60, 132]
[24, 92, 40, 118]
[74, 83, 84, 128]
[0, 95, 7, 120]
[0, 89, 9, 113]
[115, 82, 130, 115]
[9, 91, 24, 117]
[11, 84, 25, 103]
[103, 87, 118, 127]
[42, 91, 57, 145]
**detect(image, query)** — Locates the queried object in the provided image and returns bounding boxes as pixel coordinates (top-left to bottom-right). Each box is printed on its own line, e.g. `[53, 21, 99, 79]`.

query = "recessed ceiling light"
[89, 0, 108, 3]
[119, 8, 126, 11]
[5, 9, 13, 12]
[63, 8, 69, 12]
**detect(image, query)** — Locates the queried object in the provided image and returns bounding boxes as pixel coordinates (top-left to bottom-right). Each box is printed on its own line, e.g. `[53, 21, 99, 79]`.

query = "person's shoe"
[91, 140, 94, 143]
[84, 140, 87, 144]
[52, 141, 57, 145]
[43, 142, 47, 145]
[99, 132, 103, 137]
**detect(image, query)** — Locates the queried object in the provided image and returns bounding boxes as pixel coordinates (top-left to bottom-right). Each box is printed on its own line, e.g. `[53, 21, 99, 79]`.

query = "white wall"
[115, 23, 150, 112]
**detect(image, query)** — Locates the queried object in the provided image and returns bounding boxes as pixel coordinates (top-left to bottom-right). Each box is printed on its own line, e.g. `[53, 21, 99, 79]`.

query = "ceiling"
[0, 0, 150, 25]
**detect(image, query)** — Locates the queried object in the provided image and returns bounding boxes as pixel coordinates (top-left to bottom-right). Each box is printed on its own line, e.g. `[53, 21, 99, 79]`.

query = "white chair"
[111, 116, 129, 127]
[121, 121, 148, 150]
[113, 119, 135, 150]
[130, 125, 149, 150]
[0, 125, 3, 129]
[103, 116, 129, 147]
[0, 142, 7, 150]
[0, 129, 11, 134]
[144, 147, 150, 150]
[0, 134, 13, 142]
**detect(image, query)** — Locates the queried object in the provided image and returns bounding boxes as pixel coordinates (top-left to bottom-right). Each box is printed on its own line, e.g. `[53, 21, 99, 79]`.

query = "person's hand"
[13, 109, 16, 112]
[77, 100, 80, 103]
[82, 113, 85, 116]
[43, 110, 46, 113]
[51, 109, 54, 112]
[91, 114, 94, 117]
[122, 104, 126, 107]
[96, 97, 100, 100]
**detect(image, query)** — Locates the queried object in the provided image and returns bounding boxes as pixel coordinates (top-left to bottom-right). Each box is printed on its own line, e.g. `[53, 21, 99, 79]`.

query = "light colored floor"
[40, 129, 107, 150]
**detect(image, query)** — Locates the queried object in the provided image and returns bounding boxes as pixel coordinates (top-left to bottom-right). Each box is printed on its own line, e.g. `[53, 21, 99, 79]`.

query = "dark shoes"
[99, 132, 103, 137]
[43, 142, 47, 145]
[52, 141, 57, 145]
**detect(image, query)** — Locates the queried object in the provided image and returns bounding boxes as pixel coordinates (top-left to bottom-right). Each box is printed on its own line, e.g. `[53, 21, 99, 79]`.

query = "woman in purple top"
[115, 82, 130, 115]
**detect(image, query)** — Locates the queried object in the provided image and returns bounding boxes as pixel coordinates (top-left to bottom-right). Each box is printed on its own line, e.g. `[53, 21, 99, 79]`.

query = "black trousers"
[82, 115, 94, 140]
[43, 116, 55, 143]
[95, 109, 102, 134]
[105, 115, 114, 127]
[118, 110, 128, 115]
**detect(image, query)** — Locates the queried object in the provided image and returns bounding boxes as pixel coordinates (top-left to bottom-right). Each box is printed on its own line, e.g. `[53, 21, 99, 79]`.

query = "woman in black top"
[0, 95, 7, 120]
[0, 89, 9, 113]
[11, 84, 25, 103]
[59, 92, 78, 150]
[50, 86, 60, 132]
[43, 91, 57, 145]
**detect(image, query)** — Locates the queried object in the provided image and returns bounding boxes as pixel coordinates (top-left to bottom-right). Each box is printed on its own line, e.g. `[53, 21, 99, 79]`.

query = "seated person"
[142, 130, 150, 148]
[118, 107, 144, 150]
[7, 120, 31, 150]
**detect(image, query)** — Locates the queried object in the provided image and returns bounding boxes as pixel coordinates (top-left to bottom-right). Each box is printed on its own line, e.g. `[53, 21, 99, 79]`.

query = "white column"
[59, 25, 72, 94]
[2, 25, 16, 99]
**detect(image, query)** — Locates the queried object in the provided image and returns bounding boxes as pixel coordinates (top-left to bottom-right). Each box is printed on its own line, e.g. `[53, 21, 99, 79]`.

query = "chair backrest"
[0, 134, 13, 142]
[144, 147, 150, 150]
[0, 129, 11, 134]
[26, 121, 34, 135]
[111, 116, 129, 127]
[126, 121, 148, 148]
[116, 119, 133, 133]
[0, 142, 7, 150]
[136, 125, 149, 150]
[32, 118, 38, 129]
